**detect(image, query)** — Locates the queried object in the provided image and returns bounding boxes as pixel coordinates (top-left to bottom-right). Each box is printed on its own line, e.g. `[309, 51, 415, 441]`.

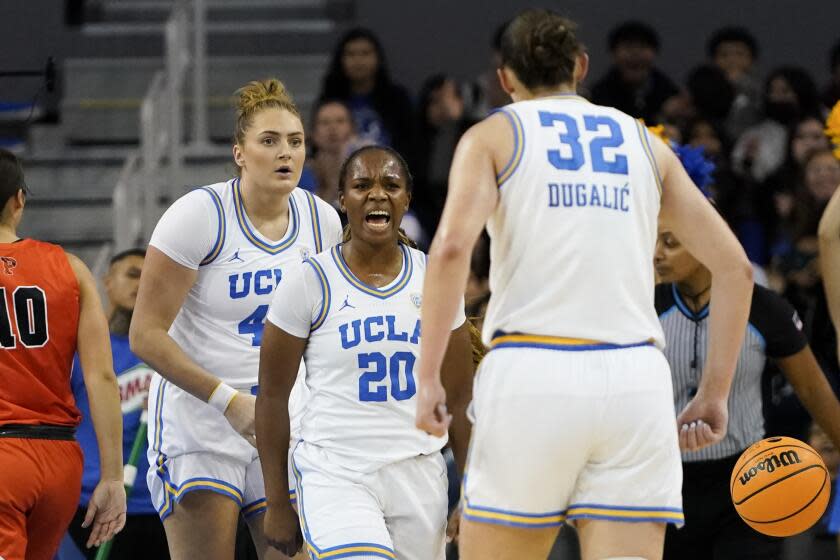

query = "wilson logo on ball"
[738, 450, 802, 485]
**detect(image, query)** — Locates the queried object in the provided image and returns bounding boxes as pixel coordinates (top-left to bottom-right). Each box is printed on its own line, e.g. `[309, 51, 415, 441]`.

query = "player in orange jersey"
[0, 149, 126, 560]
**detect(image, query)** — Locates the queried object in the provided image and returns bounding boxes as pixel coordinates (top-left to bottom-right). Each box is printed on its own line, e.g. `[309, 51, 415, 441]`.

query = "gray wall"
[2, 1, 839, 104]
[355, 0, 840, 96]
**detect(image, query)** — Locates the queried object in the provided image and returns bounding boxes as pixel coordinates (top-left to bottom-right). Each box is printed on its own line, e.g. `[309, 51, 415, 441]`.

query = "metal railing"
[112, 0, 203, 253]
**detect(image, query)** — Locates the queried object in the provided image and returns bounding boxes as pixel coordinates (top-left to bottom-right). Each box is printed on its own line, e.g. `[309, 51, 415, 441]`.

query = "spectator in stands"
[686, 65, 736, 130]
[590, 21, 681, 122]
[300, 99, 369, 208]
[822, 39, 840, 108]
[66, 249, 169, 559]
[764, 115, 831, 255]
[413, 74, 478, 236]
[732, 66, 823, 182]
[319, 28, 414, 158]
[706, 26, 763, 138]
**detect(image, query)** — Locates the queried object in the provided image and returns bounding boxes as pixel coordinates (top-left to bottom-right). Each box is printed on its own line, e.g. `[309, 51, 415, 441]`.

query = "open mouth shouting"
[365, 209, 391, 231]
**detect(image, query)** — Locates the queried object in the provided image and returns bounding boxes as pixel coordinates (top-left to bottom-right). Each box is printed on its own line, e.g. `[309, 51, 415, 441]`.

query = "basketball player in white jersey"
[255, 146, 474, 559]
[130, 79, 341, 560]
[415, 10, 754, 560]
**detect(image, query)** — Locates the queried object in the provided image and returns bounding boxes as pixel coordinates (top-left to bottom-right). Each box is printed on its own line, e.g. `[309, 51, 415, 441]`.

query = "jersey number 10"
[539, 112, 629, 174]
[0, 287, 49, 349]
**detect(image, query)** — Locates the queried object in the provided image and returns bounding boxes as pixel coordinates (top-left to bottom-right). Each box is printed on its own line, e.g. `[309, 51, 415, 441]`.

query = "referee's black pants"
[664, 453, 783, 560]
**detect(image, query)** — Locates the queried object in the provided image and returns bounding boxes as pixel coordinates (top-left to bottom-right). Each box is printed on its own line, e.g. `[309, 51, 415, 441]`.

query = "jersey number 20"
[358, 351, 416, 402]
[539, 112, 628, 174]
[0, 287, 49, 349]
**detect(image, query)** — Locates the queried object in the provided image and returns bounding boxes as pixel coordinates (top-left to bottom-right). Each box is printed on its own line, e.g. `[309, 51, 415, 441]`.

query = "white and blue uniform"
[267, 243, 465, 560]
[463, 94, 683, 529]
[145, 178, 341, 521]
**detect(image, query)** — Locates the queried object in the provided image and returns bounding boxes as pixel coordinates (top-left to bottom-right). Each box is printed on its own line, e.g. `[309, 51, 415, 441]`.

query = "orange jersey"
[0, 239, 81, 426]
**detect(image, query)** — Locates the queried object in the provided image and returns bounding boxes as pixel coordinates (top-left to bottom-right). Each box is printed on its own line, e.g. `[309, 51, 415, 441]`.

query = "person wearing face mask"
[129, 79, 342, 560]
[732, 67, 824, 182]
[256, 146, 474, 559]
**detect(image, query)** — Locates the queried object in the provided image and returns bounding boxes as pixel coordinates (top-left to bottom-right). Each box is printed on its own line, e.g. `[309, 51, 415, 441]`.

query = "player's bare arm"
[129, 247, 257, 444]
[654, 136, 754, 451]
[67, 251, 127, 547]
[255, 321, 306, 555]
[779, 347, 840, 451]
[416, 116, 503, 437]
[818, 187, 840, 365]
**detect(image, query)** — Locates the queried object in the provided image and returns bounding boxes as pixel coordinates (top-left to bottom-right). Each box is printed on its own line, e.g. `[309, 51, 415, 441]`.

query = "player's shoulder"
[167, 180, 232, 214]
[293, 188, 340, 222]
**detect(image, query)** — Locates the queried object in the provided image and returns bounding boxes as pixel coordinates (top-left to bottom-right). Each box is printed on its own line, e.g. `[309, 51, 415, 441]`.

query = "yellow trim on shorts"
[306, 543, 397, 559]
[491, 334, 601, 347]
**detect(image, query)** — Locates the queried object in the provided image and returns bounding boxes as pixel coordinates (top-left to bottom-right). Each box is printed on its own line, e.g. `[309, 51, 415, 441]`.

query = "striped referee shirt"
[656, 283, 807, 462]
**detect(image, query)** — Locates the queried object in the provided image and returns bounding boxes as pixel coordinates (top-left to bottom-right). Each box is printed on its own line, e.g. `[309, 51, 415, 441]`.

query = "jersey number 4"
[239, 305, 268, 346]
[358, 351, 416, 402]
[539, 112, 628, 174]
[0, 287, 49, 349]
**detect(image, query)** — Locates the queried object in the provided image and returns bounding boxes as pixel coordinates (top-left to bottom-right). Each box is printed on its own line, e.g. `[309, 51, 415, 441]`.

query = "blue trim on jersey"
[492, 108, 525, 187]
[152, 378, 166, 455]
[747, 322, 767, 351]
[233, 178, 300, 254]
[306, 258, 331, 332]
[635, 120, 664, 196]
[303, 190, 323, 253]
[671, 284, 709, 320]
[291, 445, 396, 559]
[331, 244, 413, 299]
[658, 306, 678, 321]
[199, 187, 226, 265]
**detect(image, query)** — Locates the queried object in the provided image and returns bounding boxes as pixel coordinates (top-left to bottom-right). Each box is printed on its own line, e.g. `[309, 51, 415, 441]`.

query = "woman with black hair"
[732, 66, 825, 182]
[257, 145, 474, 559]
[319, 28, 414, 158]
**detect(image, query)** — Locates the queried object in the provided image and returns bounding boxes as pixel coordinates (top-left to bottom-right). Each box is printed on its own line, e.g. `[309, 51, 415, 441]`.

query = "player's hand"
[224, 393, 257, 447]
[264, 503, 303, 556]
[415, 379, 451, 437]
[676, 394, 728, 452]
[82, 479, 127, 548]
[446, 506, 462, 544]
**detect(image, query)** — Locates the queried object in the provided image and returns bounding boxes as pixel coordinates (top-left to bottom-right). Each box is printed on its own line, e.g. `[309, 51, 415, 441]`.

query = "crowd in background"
[295, 20, 840, 551]
[39, 15, 840, 560]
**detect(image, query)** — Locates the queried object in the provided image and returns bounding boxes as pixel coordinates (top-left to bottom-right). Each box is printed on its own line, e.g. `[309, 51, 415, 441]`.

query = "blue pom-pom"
[672, 143, 716, 197]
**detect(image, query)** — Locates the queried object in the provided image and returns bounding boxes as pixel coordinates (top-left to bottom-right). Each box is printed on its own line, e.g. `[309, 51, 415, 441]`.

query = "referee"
[654, 221, 840, 560]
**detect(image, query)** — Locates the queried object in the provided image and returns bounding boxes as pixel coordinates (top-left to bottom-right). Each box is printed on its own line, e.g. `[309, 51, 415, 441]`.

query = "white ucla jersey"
[149, 178, 342, 391]
[267, 244, 463, 473]
[483, 94, 666, 349]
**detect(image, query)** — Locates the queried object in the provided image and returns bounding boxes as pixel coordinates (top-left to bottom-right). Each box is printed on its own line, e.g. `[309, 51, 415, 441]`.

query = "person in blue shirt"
[66, 248, 170, 559]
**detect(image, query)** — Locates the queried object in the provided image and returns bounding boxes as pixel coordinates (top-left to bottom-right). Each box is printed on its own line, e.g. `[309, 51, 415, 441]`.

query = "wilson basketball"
[730, 436, 830, 537]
